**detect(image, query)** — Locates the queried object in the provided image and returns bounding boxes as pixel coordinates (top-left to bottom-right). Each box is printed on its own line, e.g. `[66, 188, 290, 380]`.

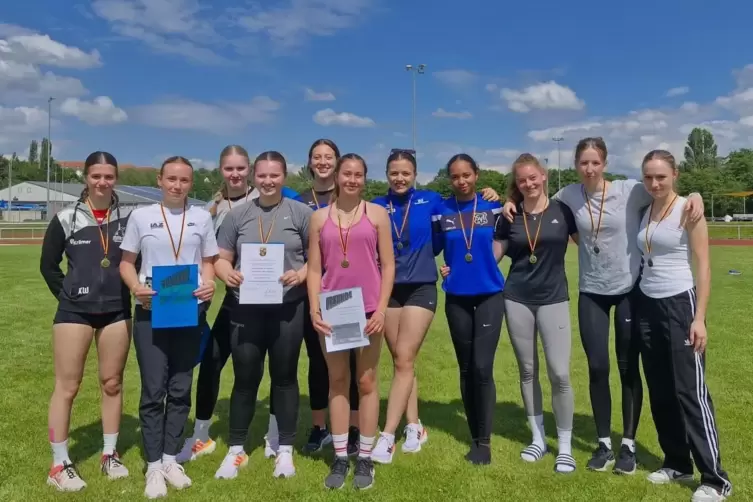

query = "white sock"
[278, 445, 293, 454]
[529, 415, 546, 447]
[621, 438, 636, 453]
[229, 445, 244, 455]
[103, 433, 118, 456]
[267, 414, 279, 440]
[358, 435, 375, 459]
[162, 454, 177, 465]
[598, 437, 612, 449]
[557, 428, 572, 456]
[193, 419, 211, 442]
[333, 433, 348, 458]
[147, 460, 162, 472]
[51, 440, 71, 466]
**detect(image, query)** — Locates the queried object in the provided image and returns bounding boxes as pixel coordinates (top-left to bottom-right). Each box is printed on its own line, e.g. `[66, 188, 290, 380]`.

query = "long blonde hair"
[209, 145, 250, 217]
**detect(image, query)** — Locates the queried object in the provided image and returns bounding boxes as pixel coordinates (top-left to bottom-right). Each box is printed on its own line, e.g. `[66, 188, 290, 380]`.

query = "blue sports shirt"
[372, 188, 442, 285]
[433, 194, 505, 295]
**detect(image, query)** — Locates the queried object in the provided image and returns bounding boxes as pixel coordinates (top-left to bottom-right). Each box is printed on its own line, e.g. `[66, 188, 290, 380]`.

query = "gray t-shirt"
[555, 179, 652, 296]
[216, 198, 313, 302]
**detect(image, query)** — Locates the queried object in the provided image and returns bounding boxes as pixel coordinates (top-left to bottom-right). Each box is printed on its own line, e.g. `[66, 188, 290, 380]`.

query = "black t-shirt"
[298, 188, 334, 210]
[495, 199, 577, 305]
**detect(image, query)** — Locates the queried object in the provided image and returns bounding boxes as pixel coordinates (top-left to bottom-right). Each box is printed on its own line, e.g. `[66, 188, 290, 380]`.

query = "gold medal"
[341, 259, 350, 268]
[456, 195, 477, 265]
[86, 198, 112, 268]
[522, 200, 548, 266]
[465, 253, 473, 263]
[336, 201, 361, 269]
[396, 242, 404, 250]
[101, 257, 110, 268]
[529, 255, 537, 264]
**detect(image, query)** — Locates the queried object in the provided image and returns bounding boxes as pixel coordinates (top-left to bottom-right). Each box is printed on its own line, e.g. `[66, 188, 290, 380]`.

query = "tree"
[28, 140, 39, 164]
[681, 128, 718, 171]
[39, 137, 54, 169]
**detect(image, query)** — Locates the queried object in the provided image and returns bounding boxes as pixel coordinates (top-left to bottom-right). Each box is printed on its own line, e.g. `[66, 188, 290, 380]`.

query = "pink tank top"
[320, 202, 381, 313]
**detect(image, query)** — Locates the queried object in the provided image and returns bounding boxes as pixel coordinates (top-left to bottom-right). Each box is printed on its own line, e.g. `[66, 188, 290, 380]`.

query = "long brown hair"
[508, 153, 546, 205]
[209, 145, 250, 217]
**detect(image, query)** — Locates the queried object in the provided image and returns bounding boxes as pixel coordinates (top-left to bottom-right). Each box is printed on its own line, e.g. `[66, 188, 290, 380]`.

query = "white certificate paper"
[239, 243, 284, 304]
[320, 287, 370, 353]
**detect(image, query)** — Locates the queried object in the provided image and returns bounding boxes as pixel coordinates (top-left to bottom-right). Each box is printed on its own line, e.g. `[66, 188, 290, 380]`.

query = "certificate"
[239, 243, 284, 304]
[151, 264, 199, 328]
[320, 287, 369, 353]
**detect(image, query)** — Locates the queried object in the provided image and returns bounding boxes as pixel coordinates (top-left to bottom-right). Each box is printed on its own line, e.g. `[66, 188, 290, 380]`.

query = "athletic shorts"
[388, 283, 437, 313]
[53, 309, 131, 330]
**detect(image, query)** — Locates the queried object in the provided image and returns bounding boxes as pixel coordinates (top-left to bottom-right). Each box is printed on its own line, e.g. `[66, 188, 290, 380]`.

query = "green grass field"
[0, 245, 750, 501]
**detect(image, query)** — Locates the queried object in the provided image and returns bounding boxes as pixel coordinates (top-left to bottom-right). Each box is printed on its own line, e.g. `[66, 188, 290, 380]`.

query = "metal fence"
[0, 226, 49, 241]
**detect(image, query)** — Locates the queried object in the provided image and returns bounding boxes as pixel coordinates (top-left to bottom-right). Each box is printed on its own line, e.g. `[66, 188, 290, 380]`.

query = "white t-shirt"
[120, 203, 219, 304]
[637, 197, 695, 299]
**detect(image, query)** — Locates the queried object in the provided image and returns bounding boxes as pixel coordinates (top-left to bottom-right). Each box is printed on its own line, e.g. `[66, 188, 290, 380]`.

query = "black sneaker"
[303, 426, 332, 454]
[347, 426, 360, 457]
[324, 457, 350, 490]
[352, 457, 375, 490]
[587, 442, 615, 471]
[613, 445, 637, 475]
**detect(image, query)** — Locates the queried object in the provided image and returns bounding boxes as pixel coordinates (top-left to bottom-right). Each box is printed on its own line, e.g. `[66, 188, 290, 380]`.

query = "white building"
[0, 181, 207, 222]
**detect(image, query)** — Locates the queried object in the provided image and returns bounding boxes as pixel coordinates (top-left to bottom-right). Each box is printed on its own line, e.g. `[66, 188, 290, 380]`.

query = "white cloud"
[680, 101, 700, 113]
[0, 105, 49, 153]
[0, 59, 88, 99]
[432, 108, 472, 120]
[305, 87, 335, 101]
[666, 86, 690, 97]
[499, 81, 585, 113]
[313, 108, 375, 128]
[484, 148, 519, 159]
[0, 31, 101, 69]
[60, 96, 128, 125]
[433, 69, 477, 88]
[132, 96, 280, 132]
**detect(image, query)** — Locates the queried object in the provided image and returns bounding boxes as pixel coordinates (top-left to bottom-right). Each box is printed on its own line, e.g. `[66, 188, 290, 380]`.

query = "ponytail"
[79, 187, 89, 202]
[111, 191, 120, 208]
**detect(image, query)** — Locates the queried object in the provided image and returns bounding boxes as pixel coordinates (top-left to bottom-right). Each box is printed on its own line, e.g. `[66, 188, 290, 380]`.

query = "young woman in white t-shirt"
[119, 156, 219, 500]
[635, 150, 731, 502]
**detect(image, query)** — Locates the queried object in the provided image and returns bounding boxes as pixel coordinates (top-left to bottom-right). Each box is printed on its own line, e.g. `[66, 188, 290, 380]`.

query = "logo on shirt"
[474, 212, 488, 226]
[69, 238, 91, 245]
[443, 217, 457, 230]
[187, 222, 196, 227]
[77, 286, 89, 295]
[414, 198, 429, 205]
[150, 222, 164, 229]
[551, 218, 559, 224]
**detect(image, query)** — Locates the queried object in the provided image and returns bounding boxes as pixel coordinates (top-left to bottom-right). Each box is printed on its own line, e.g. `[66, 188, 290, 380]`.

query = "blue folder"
[152, 264, 199, 329]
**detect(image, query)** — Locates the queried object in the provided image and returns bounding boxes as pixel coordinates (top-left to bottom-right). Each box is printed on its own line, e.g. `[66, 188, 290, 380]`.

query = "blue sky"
[2, 0, 753, 183]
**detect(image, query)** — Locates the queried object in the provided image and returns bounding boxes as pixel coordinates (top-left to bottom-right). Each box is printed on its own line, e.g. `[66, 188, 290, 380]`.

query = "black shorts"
[53, 309, 131, 330]
[388, 283, 437, 313]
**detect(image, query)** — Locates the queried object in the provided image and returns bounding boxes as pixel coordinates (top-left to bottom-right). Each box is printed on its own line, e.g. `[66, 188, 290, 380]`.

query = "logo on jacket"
[69, 238, 91, 245]
[77, 286, 89, 295]
[150, 222, 164, 229]
[414, 198, 429, 205]
[187, 222, 196, 227]
[474, 212, 489, 226]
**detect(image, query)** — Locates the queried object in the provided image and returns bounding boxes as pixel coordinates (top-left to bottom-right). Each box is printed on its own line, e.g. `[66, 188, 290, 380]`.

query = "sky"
[2, 0, 753, 183]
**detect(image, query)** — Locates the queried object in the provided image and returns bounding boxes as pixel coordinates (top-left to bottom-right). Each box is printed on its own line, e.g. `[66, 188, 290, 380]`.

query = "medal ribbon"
[160, 202, 187, 263]
[258, 200, 282, 244]
[388, 194, 413, 245]
[522, 200, 548, 257]
[456, 194, 477, 255]
[85, 198, 111, 259]
[337, 201, 361, 261]
[583, 179, 607, 244]
[645, 194, 679, 257]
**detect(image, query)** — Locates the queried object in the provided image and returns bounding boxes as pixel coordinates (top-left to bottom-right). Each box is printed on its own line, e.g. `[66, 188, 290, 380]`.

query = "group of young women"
[39, 136, 732, 501]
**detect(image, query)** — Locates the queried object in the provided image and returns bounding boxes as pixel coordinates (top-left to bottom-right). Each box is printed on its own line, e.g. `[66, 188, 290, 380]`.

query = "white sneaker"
[692, 485, 727, 502]
[176, 437, 216, 463]
[371, 433, 396, 464]
[647, 467, 694, 485]
[264, 434, 279, 459]
[47, 461, 87, 492]
[101, 453, 129, 479]
[162, 462, 192, 489]
[401, 422, 428, 453]
[273, 449, 296, 478]
[214, 451, 249, 480]
[144, 468, 167, 499]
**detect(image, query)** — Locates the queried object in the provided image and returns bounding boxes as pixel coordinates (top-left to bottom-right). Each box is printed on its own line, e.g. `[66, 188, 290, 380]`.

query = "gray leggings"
[504, 299, 574, 430]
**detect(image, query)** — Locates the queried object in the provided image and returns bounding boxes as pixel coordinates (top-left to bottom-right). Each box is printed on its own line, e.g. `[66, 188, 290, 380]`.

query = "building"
[58, 161, 155, 173]
[0, 181, 207, 222]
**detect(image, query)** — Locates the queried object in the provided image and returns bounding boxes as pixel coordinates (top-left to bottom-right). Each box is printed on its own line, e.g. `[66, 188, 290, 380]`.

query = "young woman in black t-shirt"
[494, 154, 579, 473]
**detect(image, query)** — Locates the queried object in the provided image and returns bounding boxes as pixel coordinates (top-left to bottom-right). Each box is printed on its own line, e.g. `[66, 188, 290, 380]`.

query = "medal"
[522, 200, 548, 266]
[85, 198, 112, 268]
[456, 194, 478, 265]
[643, 194, 679, 269]
[583, 180, 607, 256]
[258, 199, 281, 257]
[336, 201, 361, 268]
[160, 201, 187, 263]
[389, 193, 413, 253]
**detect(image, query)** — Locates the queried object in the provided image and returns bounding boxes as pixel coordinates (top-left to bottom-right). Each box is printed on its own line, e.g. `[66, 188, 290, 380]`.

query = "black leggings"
[445, 292, 504, 443]
[228, 298, 304, 447]
[578, 290, 643, 440]
[269, 303, 359, 416]
[194, 294, 234, 421]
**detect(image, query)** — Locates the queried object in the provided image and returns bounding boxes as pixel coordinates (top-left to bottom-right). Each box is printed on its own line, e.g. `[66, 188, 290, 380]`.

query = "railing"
[707, 224, 753, 240]
[0, 226, 48, 241]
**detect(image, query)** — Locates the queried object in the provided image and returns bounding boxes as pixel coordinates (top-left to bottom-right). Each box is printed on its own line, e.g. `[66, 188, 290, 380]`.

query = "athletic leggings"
[504, 299, 573, 430]
[194, 293, 234, 421]
[445, 291, 504, 443]
[578, 290, 643, 440]
[228, 298, 304, 447]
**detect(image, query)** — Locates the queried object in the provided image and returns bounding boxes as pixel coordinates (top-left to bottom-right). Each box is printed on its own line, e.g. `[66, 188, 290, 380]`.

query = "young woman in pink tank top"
[307, 153, 395, 490]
